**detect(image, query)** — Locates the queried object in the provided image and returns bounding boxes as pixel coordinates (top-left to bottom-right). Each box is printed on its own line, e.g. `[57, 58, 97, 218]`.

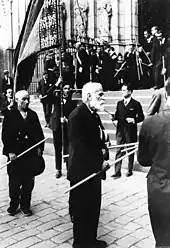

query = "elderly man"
[67, 82, 109, 248]
[2, 90, 44, 217]
[138, 78, 170, 247]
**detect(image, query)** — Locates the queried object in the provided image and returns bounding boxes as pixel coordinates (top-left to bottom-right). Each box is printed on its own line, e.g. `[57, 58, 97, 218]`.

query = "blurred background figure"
[37, 72, 53, 128]
[1, 87, 14, 116]
[2, 70, 14, 95]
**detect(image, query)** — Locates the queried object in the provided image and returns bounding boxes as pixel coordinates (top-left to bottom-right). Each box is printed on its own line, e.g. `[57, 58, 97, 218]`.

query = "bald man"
[67, 82, 109, 248]
[2, 90, 44, 217]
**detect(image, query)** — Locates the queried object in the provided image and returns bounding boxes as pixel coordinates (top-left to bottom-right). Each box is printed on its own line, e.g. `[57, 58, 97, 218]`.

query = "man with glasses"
[111, 83, 144, 179]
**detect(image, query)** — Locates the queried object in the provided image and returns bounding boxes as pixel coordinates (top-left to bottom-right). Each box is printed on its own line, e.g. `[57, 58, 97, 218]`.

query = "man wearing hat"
[2, 70, 13, 94]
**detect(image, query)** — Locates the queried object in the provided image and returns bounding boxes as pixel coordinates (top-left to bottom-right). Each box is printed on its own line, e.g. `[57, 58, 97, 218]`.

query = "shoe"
[73, 242, 93, 248]
[92, 239, 107, 247]
[7, 207, 18, 216]
[21, 208, 32, 217]
[126, 171, 133, 177]
[56, 170, 62, 179]
[111, 173, 121, 179]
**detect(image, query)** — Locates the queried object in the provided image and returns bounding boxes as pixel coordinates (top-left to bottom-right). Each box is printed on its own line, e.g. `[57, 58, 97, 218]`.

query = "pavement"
[0, 97, 155, 248]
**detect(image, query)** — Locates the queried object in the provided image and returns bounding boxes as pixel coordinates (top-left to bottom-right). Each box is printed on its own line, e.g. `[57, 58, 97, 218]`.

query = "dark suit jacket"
[114, 98, 144, 141]
[150, 38, 166, 65]
[49, 95, 77, 131]
[2, 108, 44, 175]
[147, 88, 167, 116]
[67, 103, 108, 182]
[37, 78, 54, 103]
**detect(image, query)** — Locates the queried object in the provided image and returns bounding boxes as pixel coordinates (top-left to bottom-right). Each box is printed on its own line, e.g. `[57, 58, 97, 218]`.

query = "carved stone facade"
[0, 0, 138, 86]
[64, 0, 139, 53]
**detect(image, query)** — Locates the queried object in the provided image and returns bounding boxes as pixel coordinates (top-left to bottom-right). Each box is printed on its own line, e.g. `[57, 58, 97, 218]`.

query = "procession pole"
[1, 137, 48, 170]
[57, 0, 65, 163]
[65, 147, 138, 193]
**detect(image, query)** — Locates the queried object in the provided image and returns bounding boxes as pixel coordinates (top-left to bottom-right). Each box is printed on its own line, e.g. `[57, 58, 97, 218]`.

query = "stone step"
[0, 89, 154, 146]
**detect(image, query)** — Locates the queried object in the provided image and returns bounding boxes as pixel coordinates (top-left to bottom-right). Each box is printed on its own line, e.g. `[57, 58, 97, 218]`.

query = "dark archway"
[138, 0, 170, 41]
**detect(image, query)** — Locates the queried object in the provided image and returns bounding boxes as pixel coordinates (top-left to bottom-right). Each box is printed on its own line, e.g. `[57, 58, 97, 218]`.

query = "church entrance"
[138, 0, 170, 40]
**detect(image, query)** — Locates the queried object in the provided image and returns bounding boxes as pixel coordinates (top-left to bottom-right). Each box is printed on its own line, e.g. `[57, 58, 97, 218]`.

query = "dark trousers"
[8, 174, 34, 210]
[69, 177, 101, 246]
[42, 101, 52, 124]
[53, 125, 69, 171]
[153, 64, 164, 89]
[115, 131, 135, 174]
[53, 130, 62, 171]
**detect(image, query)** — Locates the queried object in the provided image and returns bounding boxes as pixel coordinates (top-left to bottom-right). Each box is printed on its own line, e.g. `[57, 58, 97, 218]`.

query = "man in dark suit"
[111, 83, 144, 179]
[76, 42, 90, 89]
[49, 81, 77, 179]
[1, 90, 44, 217]
[150, 30, 166, 89]
[67, 82, 109, 248]
[124, 44, 139, 89]
[2, 70, 13, 94]
[1, 87, 14, 116]
[37, 72, 53, 127]
[137, 77, 170, 247]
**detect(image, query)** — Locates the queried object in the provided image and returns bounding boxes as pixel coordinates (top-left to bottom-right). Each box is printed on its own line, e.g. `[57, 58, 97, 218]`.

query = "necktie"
[124, 100, 128, 106]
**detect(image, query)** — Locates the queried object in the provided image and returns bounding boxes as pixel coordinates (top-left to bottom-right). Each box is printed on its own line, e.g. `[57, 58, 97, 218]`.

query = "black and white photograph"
[0, 0, 170, 247]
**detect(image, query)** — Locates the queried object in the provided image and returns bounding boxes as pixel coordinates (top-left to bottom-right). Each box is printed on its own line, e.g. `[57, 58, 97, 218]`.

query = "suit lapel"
[125, 98, 134, 110]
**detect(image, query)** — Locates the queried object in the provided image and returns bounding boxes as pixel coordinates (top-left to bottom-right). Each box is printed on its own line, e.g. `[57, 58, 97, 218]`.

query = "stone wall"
[64, 0, 139, 53]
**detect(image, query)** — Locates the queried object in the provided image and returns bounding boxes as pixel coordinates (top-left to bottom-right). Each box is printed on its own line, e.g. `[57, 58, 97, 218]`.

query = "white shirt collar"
[124, 96, 131, 105]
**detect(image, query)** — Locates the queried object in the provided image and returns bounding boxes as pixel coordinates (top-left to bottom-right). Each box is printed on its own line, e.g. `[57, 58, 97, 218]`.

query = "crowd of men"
[38, 25, 169, 94]
[1, 25, 170, 248]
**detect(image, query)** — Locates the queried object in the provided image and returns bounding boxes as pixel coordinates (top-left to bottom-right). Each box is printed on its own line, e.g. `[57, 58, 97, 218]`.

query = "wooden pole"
[64, 147, 138, 193]
[108, 142, 138, 149]
[1, 137, 48, 170]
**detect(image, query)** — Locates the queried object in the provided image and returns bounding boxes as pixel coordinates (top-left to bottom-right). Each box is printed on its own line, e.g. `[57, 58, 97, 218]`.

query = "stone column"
[64, 0, 72, 40]
[124, 0, 138, 45]
[88, 0, 95, 39]
[110, 0, 119, 48]
[124, 0, 133, 44]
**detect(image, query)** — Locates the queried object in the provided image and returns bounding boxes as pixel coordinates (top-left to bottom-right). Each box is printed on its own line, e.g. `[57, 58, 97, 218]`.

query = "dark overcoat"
[138, 108, 170, 246]
[2, 108, 44, 175]
[67, 102, 107, 182]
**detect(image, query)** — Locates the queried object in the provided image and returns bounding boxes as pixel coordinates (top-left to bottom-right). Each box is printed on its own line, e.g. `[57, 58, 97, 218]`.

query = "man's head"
[43, 72, 48, 80]
[5, 88, 13, 99]
[4, 70, 9, 76]
[121, 84, 133, 99]
[15, 90, 30, 111]
[126, 44, 134, 53]
[144, 30, 150, 39]
[82, 82, 104, 111]
[62, 84, 71, 99]
[151, 26, 159, 36]
[155, 30, 163, 40]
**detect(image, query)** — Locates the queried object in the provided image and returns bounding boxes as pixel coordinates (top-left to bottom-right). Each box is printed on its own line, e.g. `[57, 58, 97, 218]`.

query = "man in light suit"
[147, 87, 167, 116]
[111, 83, 144, 179]
[67, 82, 109, 248]
[138, 77, 170, 247]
